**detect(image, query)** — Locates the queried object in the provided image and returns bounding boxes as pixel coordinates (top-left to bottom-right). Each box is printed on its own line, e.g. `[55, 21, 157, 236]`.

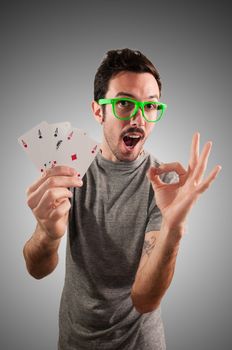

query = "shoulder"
[144, 150, 161, 168]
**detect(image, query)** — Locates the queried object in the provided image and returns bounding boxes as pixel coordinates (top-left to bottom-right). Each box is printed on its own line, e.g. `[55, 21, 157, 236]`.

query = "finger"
[43, 165, 78, 178]
[33, 187, 73, 215]
[147, 168, 164, 187]
[189, 132, 200, 171]
[196, 165, 222, 194]
[49, 200, 71, 221]
[27, 175, 82, 209]
[26, 166, 78, 195]
[193, 141, 212, 183]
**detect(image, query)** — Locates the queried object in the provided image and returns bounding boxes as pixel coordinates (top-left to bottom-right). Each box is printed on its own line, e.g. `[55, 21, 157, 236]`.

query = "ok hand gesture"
[147, 133, 221, 235]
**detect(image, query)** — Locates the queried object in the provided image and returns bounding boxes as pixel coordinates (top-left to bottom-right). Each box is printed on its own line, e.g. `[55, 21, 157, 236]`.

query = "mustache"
[121, 127, 145, 138]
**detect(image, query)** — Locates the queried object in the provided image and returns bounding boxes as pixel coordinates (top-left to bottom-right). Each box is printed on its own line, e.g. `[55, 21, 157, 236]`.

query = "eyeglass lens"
[114, 100, 162, 121]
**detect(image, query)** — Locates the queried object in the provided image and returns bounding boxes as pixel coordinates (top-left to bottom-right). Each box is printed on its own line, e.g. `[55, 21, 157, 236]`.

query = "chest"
[71, 173, 153, 279]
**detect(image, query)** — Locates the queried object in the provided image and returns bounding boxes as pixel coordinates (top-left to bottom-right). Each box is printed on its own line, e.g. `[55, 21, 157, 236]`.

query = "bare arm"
[23, 166, 83, 279]
[131, 227, 181, 313]
[131, 133, 221, 313]
[23, 223, 61, 279]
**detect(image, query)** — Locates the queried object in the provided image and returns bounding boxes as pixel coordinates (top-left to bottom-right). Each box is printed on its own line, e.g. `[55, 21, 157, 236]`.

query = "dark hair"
[94, 48, 162, 102]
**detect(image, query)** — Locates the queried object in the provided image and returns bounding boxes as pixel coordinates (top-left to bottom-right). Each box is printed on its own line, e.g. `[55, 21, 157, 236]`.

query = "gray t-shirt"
[58, 150, 176, 350]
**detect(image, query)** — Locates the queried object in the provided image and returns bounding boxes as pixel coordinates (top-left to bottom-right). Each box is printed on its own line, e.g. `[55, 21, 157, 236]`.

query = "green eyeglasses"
[98, 97, 167, 122]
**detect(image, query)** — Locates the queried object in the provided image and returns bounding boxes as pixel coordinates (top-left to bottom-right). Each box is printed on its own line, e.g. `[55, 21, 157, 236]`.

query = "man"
[23, 49, 221, 349]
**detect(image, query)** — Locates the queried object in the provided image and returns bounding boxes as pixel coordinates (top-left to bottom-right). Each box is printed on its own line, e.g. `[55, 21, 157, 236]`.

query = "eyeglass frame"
[98, 97, 167, 123]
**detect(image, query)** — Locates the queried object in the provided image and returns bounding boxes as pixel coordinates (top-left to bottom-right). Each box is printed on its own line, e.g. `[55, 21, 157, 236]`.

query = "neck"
[99, 147, 145, 161]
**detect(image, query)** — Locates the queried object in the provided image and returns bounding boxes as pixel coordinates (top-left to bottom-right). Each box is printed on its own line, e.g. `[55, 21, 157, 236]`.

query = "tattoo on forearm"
[142, 237, 157, 257]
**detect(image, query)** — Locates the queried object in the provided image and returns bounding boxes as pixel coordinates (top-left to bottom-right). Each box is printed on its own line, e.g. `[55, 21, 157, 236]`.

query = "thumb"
[146, 167, 164, 187]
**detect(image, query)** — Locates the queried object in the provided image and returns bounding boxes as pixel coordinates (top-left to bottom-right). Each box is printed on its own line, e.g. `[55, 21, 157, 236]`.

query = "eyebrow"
[115, 91, 159, 99]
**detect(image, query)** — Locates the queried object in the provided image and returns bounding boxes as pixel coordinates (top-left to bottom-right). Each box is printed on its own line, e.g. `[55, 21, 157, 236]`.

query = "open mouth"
[122, 133, 142, 149]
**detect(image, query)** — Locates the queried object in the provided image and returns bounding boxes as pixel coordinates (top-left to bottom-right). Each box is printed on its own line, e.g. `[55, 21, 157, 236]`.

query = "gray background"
[1, 0, 231, 349]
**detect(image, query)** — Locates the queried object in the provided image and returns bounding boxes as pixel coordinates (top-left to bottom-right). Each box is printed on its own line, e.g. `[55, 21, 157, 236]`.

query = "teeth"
[124, 133, 141, 138]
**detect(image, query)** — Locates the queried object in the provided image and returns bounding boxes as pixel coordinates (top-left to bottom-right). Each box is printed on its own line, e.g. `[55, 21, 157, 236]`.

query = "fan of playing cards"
[18, 121, 100, 179]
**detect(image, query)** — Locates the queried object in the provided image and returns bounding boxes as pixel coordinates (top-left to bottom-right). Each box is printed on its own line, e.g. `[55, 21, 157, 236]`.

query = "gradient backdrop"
[1, 1, 231, 349]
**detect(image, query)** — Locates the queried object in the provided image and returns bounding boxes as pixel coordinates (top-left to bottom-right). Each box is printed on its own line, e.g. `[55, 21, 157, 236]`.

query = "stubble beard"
[103, 123, 145, 162]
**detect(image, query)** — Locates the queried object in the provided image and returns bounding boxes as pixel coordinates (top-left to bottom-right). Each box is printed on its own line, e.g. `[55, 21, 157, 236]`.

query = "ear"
[92, 100, 104, 125]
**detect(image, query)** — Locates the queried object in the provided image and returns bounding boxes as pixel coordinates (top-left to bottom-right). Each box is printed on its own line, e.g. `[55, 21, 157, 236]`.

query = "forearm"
[23, 223, 61, 279]
[131, 222, 182, 313]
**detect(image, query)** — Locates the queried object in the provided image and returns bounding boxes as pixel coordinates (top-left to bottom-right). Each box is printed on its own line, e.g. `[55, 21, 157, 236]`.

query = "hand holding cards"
[18, 121, 100, 178]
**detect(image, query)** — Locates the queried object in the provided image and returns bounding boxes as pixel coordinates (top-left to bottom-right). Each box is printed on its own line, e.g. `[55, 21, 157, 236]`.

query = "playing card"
[52, 127, 100, 178]
[43, 121, 71, 170]
[18, 121, 51, 173]
[51, 127, 86, 166]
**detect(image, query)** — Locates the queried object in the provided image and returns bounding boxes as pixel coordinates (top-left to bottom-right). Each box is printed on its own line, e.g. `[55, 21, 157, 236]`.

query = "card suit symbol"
[67, 131, 74, 140]
[56, 140, 63, 150]
[71, 154, 77, 161]
[22, 140, 28, 148]
[91, 145, 98, 154]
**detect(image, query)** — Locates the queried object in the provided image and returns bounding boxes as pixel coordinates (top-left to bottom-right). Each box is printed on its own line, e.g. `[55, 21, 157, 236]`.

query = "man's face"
[94, 71, 160, 162]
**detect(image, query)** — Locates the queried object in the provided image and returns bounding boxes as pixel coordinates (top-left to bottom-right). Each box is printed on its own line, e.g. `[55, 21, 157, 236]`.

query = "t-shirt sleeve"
[145, 170, 179, 233]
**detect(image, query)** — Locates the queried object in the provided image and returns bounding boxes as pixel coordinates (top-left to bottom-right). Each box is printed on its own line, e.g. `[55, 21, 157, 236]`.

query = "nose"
[130, 107, 145, 126]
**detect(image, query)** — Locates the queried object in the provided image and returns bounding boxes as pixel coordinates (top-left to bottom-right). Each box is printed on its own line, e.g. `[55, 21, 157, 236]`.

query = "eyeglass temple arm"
[98, 99, 113, 105]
